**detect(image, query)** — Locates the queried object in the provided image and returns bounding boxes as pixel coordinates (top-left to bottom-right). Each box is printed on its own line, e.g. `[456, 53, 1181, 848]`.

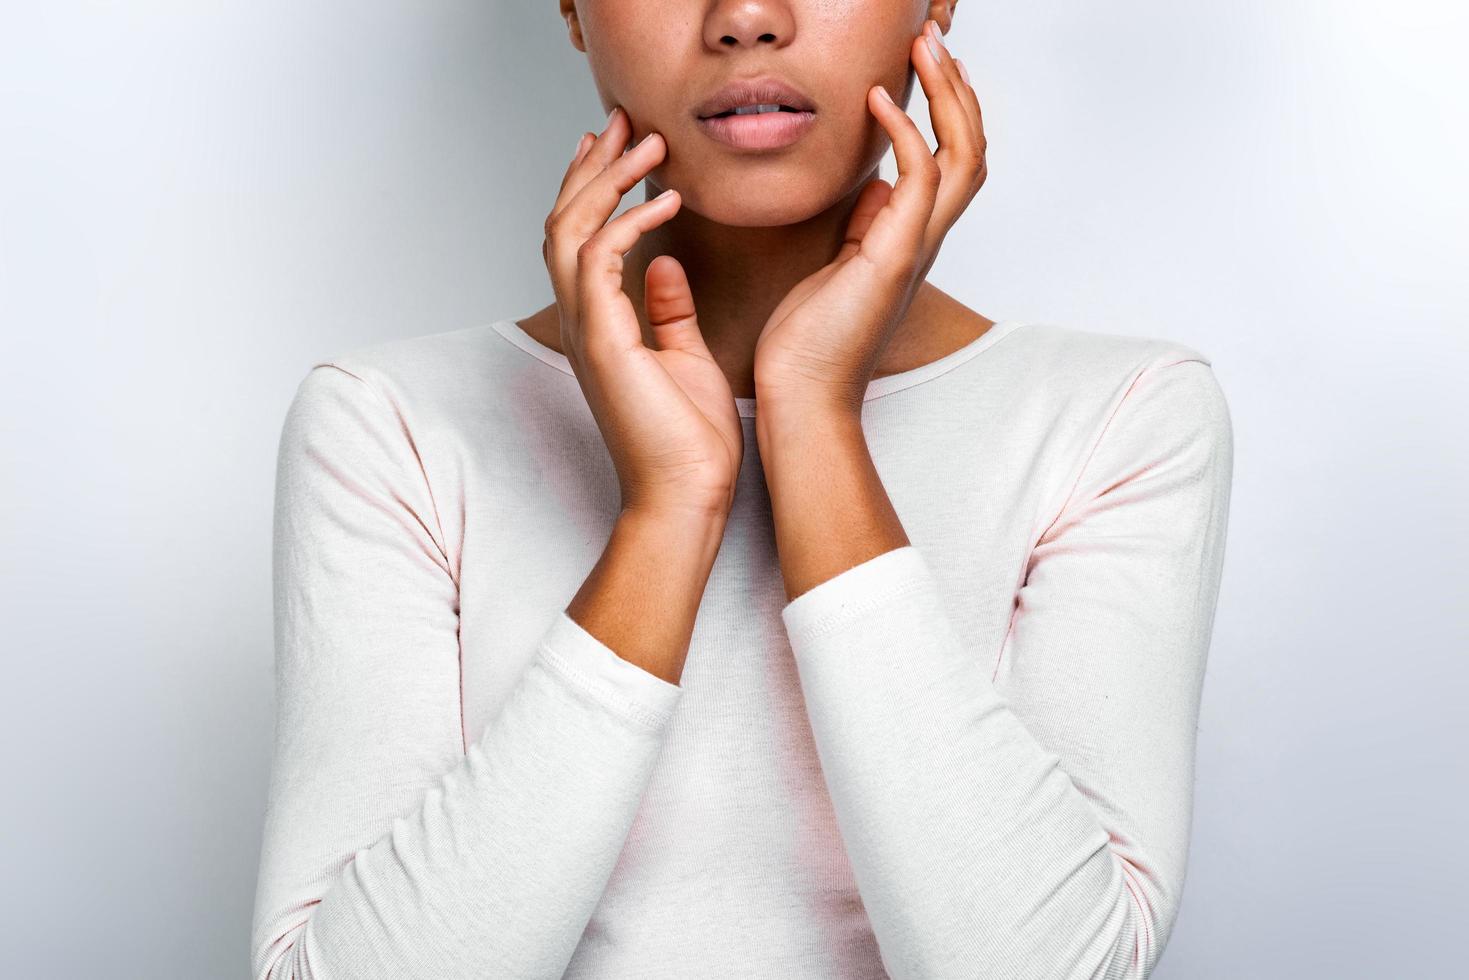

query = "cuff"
[538, 610, 683, 731]
[780, 544, 934, 649]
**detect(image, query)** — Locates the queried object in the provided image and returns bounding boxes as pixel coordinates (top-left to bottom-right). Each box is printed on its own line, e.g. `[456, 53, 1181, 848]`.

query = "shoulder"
[275, 322, 519, 490]
[307, 322, 503, 407]
[993, 321, 1232, 500]
[1006, 319, 1228, 424]
[1012, 319, 1213, 378]
[281, 321, 514, 434]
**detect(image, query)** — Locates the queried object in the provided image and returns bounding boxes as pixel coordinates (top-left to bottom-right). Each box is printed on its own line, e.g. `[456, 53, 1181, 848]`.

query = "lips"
[694, 75, 817, 119]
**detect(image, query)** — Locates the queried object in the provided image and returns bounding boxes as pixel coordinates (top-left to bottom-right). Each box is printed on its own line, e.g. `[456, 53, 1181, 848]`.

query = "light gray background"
[2, 2, 1464, 977]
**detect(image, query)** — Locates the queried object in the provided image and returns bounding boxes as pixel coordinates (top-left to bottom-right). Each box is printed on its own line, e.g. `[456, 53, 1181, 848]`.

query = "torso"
[312, 313, 1205, 977]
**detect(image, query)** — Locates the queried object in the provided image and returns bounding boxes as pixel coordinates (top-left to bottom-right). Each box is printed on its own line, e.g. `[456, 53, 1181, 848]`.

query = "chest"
[423, 395, 1073, 964]
[449, 403, 1064, 747]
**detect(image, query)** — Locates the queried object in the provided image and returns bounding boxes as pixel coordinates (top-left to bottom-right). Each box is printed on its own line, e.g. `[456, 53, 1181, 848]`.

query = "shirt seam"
[537, 643, 673, 732]
[1036, 356, 1213, 546]
[993, 355, 1212, 683]
[307, 361, 469, 755]
[486, 318, 1035, 410]
[788, 575, 932, 647]
[863, 319, 1033, 404]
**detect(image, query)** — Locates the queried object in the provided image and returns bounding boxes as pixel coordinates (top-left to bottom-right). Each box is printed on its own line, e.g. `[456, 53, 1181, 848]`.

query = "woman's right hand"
[542, 106, 742, 520]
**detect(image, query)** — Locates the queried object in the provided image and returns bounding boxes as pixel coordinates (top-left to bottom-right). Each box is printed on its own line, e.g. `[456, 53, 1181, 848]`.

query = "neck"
[620, 166, 880, 397]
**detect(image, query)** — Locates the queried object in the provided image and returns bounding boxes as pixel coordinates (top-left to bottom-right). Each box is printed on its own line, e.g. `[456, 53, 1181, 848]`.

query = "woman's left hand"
[752, 19, 988, 419]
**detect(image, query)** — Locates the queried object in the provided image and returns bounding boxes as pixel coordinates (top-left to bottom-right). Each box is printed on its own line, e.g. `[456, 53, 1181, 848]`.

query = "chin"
[694, 199, 822, 227]
[673, 174, 846, 228]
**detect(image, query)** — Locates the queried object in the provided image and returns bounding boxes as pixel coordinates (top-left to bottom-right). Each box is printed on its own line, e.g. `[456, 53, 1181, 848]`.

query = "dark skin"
[518, 283, 991, 401]
[524, 0, 992, 402]
[535, 1, 992, 603]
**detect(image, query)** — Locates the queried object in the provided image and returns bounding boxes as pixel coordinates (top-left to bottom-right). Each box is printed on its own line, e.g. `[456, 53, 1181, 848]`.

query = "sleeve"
[249, 363, 684, 980]
[779, 358, 1233, 979]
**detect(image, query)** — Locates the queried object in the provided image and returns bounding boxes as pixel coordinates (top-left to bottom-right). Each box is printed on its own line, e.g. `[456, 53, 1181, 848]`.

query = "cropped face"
[563, 0, 941, 227]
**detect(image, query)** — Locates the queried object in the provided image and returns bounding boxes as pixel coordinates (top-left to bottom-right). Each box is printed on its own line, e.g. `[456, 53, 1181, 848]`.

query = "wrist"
[753, 374, 864, 424]
[755, 398, 866, 455]
[617, 501, 730, 560]
[620, 483, 734, 524]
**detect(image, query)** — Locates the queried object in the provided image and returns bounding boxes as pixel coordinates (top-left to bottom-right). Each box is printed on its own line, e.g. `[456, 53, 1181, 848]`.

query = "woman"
[250, 3, 1233, 978]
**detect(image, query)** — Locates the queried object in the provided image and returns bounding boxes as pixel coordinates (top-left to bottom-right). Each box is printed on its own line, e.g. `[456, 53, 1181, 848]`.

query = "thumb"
[835, 177, 893, 263]
[644, 254, 709, 356]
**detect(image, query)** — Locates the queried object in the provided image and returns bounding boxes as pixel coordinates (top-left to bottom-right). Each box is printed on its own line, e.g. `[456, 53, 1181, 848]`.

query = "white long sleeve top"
[250, 314, 1233, 979]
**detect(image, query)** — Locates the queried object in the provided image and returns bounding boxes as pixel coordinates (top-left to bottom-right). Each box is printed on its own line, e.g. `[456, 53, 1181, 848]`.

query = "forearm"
[755, 405, 908, 601]
[254, 365, 691, 979]
[759, 360, 1233, 977]
[778, 547, 1149, 979]
[566, 504, 729, 685]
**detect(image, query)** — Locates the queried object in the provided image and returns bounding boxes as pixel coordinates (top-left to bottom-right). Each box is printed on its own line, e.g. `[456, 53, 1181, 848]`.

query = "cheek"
[811, 6, 917, 95]
[579, 5, 688, 107]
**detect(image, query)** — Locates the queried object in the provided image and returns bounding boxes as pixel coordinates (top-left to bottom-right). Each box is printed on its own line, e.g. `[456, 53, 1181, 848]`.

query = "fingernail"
[877, 85, 894, 104]
[925, 33, 943, 64]
[927, 21, 947, 60]
[605, 106, 618, 128]
[956, 58, 971, 85]
[655, 188, 675, 200]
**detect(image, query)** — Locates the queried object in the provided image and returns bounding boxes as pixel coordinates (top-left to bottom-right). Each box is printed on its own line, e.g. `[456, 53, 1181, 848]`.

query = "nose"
[702, 0, 796, 51]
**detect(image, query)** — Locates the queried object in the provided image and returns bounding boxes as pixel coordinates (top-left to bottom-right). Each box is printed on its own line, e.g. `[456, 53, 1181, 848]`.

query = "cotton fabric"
[250, 315, 1233, 979]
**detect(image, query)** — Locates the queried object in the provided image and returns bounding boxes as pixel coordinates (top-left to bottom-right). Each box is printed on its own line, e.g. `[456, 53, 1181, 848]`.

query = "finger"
[913, 21, 985, 240]
[547, 130, 594, 251]
[545, 109, 630, 322]
[554, 107, 630, 218]
[834, 177, 894, 265]
[547, 130, 668, 323]
[562, 132, 592, 190]
[547, 132, 595, 273]
[917, 21, 977, 150]
[572, 131, 593, 168]
[643, 252, 709, 357]
[557, 131, 667, 246]
[851, 83, 940, 273]
[951, 57, 989, 185]
[573, 186, 682, 353]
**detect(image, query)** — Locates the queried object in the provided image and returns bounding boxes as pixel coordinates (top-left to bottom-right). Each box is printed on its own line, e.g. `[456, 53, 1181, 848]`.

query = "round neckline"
[487, 316, 1027, 418]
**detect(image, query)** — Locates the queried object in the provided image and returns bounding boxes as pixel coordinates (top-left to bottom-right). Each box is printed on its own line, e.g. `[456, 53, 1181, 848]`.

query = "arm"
[757, 358, 1233, 979]
[250, 364, 721, 980]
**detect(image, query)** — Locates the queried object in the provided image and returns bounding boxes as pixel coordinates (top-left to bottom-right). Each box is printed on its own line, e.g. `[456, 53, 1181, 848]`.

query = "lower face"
[578, 0, 926, 226]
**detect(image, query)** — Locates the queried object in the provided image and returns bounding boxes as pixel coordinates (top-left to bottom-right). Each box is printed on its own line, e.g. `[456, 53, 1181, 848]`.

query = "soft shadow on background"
[1, 2, 1463, 976]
